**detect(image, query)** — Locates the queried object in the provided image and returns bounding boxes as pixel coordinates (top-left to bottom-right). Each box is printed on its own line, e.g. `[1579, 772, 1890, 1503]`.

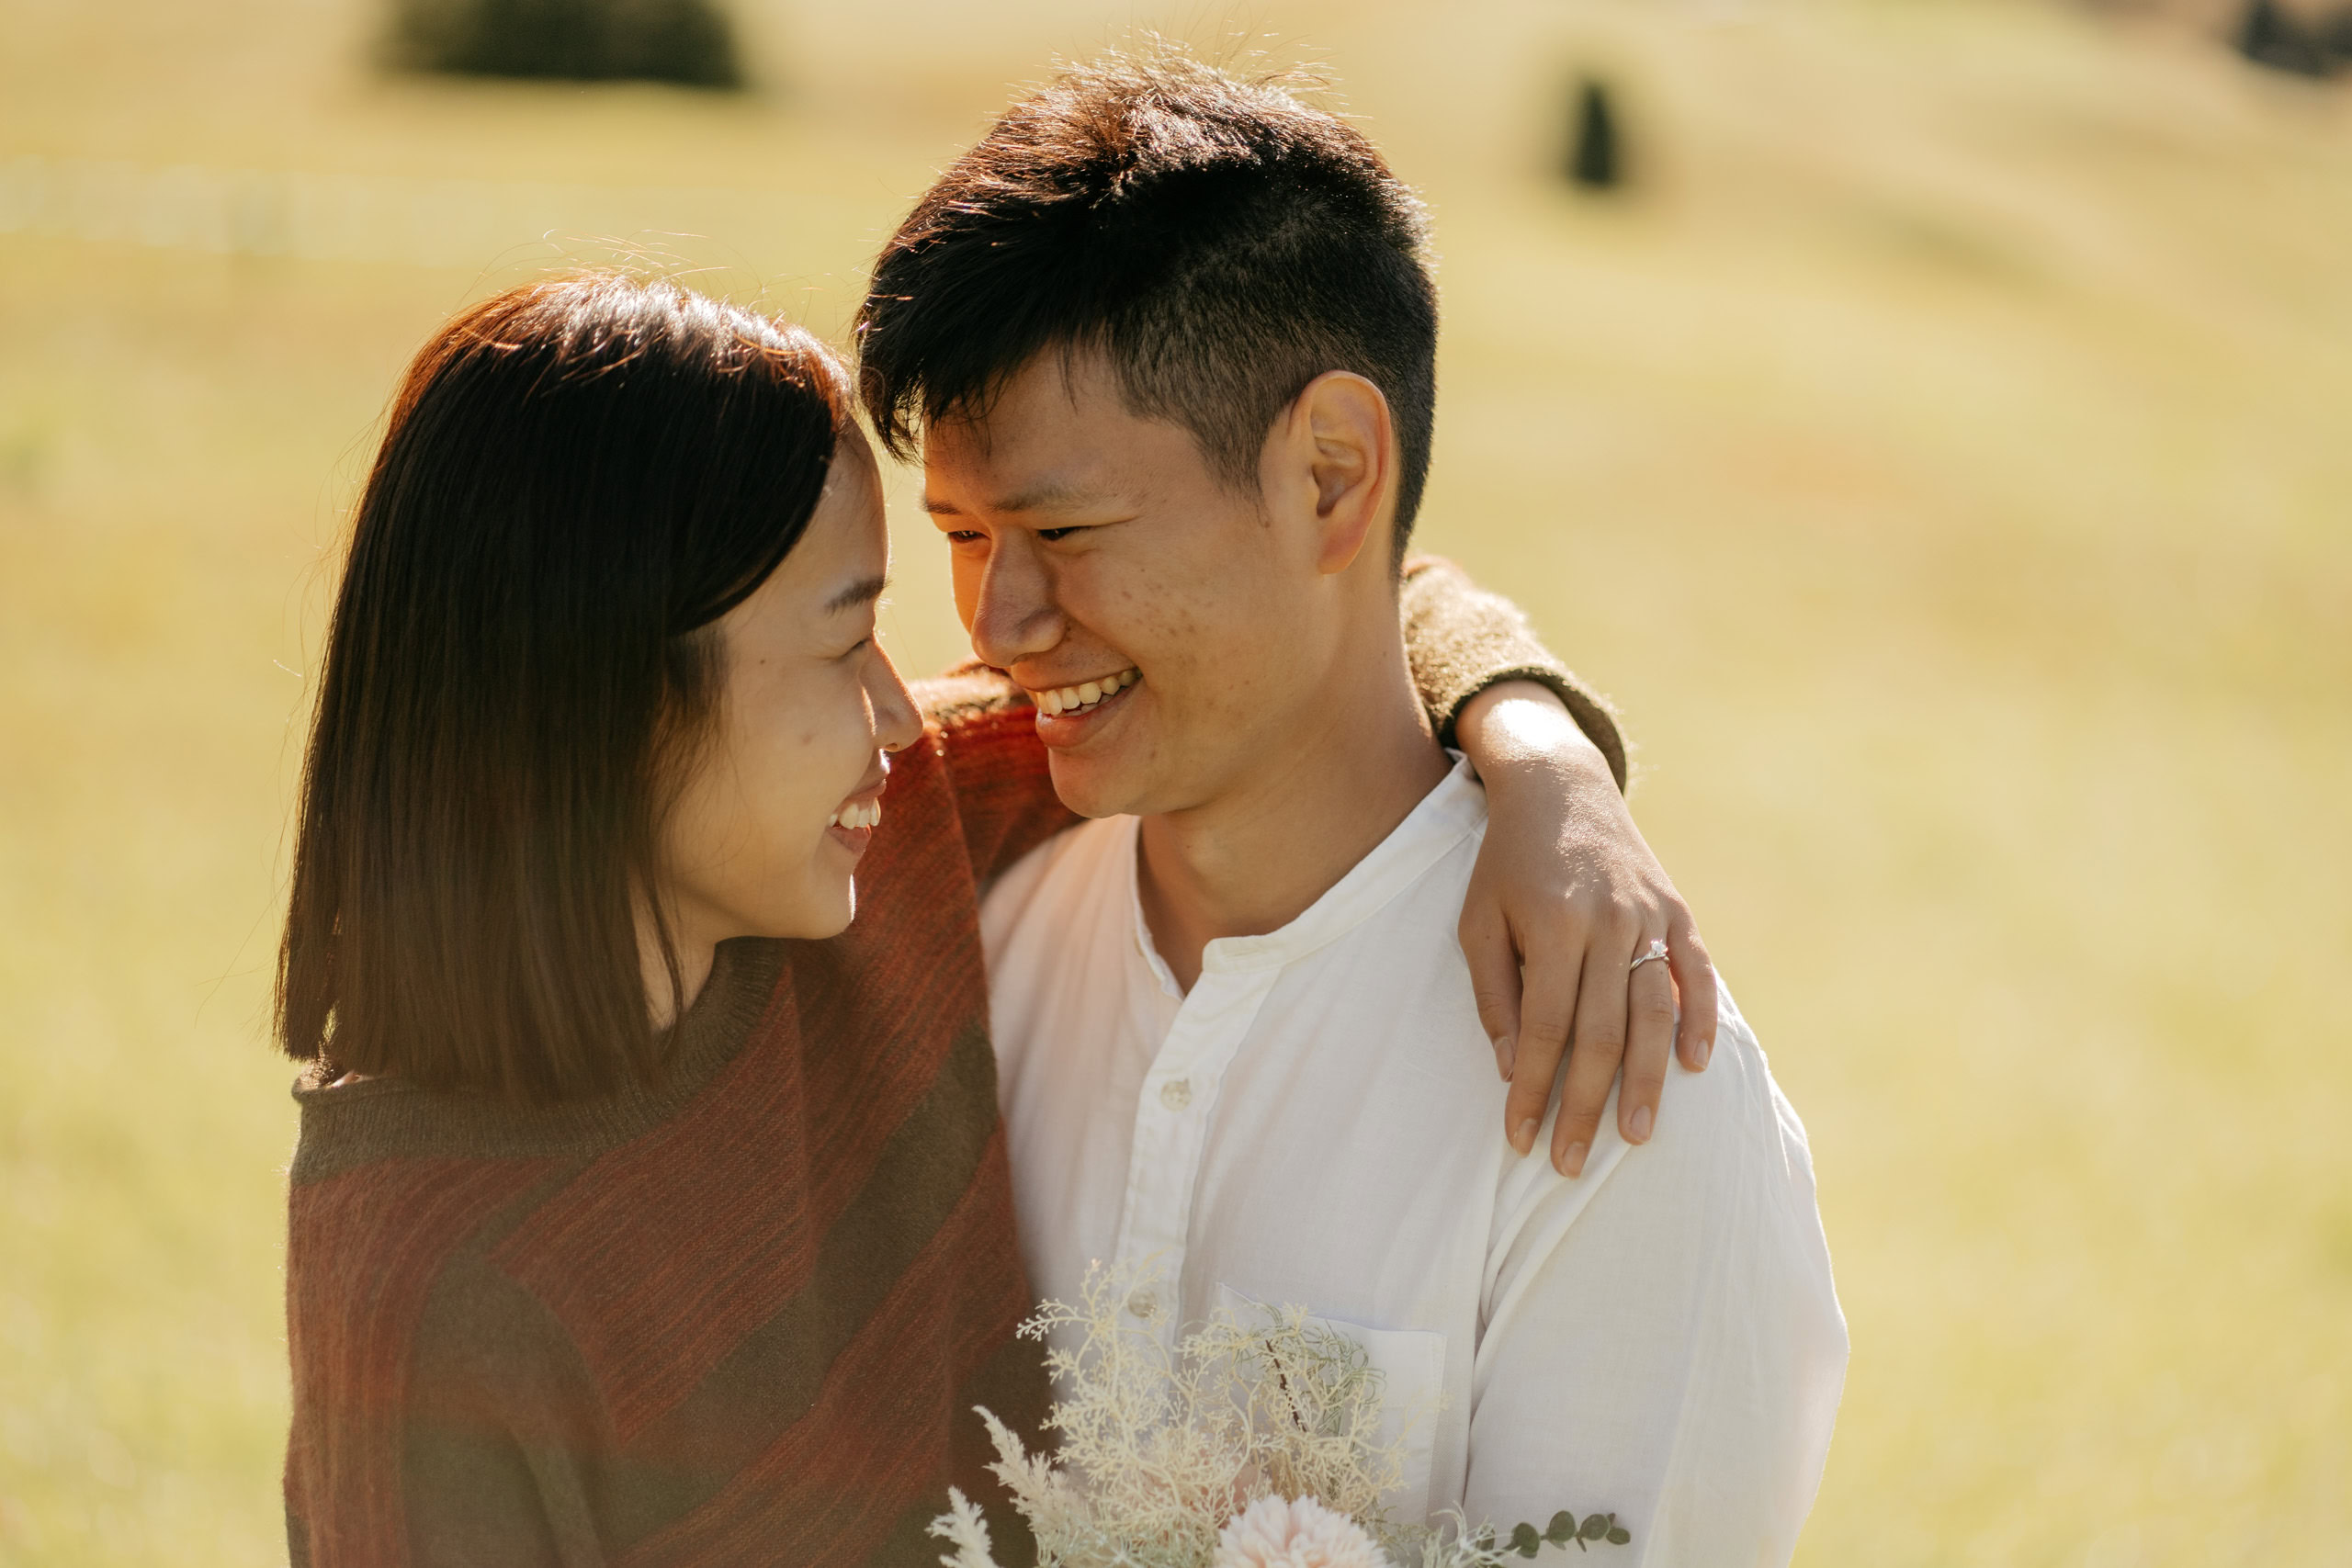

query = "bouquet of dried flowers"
[931, 1264, 1630, 1568]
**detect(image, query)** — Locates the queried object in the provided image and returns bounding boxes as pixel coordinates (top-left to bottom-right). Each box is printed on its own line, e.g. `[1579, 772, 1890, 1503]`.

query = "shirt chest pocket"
[1214, 1283, 1448, 1523]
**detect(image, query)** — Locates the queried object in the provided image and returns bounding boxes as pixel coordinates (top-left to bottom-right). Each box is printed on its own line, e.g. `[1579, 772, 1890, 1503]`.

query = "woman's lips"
[828, 797, 881, 831]
[826, 779, 887, 848]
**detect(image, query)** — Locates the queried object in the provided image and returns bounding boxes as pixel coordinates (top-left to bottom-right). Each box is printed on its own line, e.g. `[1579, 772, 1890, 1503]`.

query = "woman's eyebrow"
[825, 574, 888, 614]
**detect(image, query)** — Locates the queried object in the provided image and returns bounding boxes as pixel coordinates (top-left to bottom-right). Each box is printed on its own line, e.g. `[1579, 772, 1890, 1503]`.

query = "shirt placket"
[1109, 963, 1274, 1351]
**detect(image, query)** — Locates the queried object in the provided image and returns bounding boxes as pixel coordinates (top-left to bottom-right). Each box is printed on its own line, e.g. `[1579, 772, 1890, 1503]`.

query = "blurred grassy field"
[3, 0, 2348, 1562]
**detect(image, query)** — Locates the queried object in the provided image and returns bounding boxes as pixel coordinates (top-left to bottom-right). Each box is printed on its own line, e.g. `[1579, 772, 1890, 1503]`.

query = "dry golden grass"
[2, 1, 2346, 1562]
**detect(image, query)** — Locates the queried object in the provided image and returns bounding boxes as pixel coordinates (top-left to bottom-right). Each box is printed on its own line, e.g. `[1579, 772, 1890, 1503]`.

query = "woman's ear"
[1293, 370, 1396, 577]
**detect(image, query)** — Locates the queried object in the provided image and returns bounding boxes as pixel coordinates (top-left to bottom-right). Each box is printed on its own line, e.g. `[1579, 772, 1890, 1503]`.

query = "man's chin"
[1044, 749, 1149, 821]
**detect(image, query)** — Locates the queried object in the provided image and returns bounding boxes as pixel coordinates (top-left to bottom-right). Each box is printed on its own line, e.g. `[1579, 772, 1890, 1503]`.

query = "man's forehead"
[922, 413, 1142, 517]
[920, 350, 1207, 514]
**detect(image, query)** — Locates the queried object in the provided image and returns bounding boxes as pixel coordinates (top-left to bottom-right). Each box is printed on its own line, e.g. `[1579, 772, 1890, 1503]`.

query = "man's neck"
[1136, 637, 1450, 992]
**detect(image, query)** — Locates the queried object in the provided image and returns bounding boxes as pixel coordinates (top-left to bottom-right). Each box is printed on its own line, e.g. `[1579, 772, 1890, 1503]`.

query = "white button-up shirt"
[982, 760, 1848, 1562]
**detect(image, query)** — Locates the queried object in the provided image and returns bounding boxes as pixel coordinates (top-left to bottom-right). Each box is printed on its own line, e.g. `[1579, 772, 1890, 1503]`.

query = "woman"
[277, 272, 1684, 1567]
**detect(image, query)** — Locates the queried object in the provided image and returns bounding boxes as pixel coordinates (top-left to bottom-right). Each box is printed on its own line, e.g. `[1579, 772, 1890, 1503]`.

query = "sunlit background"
[2, 0, 2347, 1562]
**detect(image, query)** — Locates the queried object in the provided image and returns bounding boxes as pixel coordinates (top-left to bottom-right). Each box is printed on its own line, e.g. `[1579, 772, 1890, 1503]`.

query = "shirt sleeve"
[911, 665, 1084, 893]
[1461, 986, 1849, 1564]
[1399, 556, 1628, 792]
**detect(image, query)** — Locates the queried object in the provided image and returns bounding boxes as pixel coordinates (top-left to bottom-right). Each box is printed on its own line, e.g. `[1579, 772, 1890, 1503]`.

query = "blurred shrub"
[1566, 78, 1625, 192]
[2234, 0, 2351, 75]
[386, 0, 742, 88]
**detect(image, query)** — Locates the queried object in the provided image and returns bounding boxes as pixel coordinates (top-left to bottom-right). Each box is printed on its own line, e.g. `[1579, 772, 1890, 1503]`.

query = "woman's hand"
[1454, 682, 1718, 1178]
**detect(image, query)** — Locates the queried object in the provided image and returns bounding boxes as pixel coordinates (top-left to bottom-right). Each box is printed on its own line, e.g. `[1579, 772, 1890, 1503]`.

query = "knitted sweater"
[280, 560, 1619, 1568]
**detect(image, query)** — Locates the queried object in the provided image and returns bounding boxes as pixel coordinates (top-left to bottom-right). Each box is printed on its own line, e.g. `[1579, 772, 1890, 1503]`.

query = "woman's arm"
[1399, 558, 1719, 1177]
[1400, 555, 1626, 785]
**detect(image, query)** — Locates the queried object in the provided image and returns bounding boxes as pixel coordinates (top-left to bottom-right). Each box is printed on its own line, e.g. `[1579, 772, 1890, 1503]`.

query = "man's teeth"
[1035, 669, 1139, 717]
[829, 798, 881, 830]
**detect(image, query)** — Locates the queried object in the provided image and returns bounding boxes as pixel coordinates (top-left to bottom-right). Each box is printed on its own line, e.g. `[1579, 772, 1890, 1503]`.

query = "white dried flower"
[934, 1261, 1429, 1568]
[1212, 1495, 1384, 1568]
[930, 1488, 999, 1568]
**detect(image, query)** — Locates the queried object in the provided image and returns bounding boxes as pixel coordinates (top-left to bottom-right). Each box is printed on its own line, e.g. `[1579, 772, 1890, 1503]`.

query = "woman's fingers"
[1460, 899, 1526, 1083]
[1616, 940, 1678, 1147]
[1502, 932, 1581, 1157]
[1463, 845, 1714, 1171]
[1549, 925, 1637, 1178]
[1668, 913, 1719, 1070]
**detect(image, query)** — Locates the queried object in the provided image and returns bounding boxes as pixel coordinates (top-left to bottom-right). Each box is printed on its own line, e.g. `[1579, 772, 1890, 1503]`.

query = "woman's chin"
[748, 870, 860, 943]
[814, 870, 863, 938]
[796, 882, 859, 940]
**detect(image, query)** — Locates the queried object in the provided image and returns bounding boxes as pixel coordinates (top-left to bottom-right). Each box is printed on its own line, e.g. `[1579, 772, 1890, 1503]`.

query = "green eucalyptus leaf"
[1606, 1527, 1632, 1545]
[1545, 1511, 1578, 1543]
[1510, 1521, 1542, 1557]
[1580, 1514, 1611, 1540]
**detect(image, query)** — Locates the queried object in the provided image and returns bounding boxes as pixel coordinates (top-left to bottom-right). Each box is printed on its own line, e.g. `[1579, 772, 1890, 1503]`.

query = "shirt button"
[1125, 1287, 1160, 1321]
[1159, 1078, 1193, 1111]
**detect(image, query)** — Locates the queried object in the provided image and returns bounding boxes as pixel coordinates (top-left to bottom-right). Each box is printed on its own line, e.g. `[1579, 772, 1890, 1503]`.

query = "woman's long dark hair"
[278, 272, 849, 1104]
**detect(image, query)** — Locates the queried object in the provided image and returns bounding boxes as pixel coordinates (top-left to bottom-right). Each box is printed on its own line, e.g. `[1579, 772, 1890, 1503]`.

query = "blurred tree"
[2317, 6, 2352, 61]
[1567, 78, 1624, 192]
[386, 0, 742, 88]
[2235, 0, 2336, 74]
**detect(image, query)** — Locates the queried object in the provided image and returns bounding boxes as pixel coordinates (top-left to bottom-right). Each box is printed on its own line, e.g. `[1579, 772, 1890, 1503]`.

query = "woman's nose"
[867, 644, 922, 754]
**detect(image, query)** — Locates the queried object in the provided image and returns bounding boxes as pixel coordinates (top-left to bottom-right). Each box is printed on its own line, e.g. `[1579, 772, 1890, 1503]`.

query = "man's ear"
[1286, 370, 1396, 577]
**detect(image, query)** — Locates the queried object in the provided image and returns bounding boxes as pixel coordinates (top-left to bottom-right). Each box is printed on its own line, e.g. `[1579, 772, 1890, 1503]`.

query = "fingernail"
[1511, 1118, 1539, 1156]
[1694, 1035, 1713, 1070]
[1494, 1036, 1514, 1082]
[1627, 1105, 1653, 1143]
[1560, 1141, 1588, 1179]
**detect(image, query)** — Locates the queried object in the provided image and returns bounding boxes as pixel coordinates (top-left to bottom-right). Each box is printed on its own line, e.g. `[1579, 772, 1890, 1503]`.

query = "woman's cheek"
[800, 679, 877, 851]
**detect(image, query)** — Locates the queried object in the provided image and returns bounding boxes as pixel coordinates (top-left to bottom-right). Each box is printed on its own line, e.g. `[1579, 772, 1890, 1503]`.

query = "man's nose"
[968, 533, 1066, 671]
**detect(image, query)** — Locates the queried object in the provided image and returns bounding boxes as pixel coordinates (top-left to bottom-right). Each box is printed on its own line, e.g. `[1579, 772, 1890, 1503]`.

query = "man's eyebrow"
[920, 479, 1102, 517]
[824, 574, 888, 614]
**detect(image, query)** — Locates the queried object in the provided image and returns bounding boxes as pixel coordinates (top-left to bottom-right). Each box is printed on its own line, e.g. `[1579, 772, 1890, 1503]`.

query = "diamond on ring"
[1629, 938, 1669, 973]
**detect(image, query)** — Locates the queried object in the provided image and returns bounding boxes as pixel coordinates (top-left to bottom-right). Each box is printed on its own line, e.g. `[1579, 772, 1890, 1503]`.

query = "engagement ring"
[1630, 938, 1669, 973]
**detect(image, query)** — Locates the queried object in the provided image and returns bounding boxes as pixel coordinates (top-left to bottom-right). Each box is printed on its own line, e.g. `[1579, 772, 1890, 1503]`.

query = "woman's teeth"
[830, 799, 881, 830]
[1035, 669, 1139, 717]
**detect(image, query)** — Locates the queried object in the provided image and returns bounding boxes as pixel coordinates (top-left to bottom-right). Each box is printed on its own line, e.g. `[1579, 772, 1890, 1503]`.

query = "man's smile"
[1026, 667, 1139, 716]
[1025, 667, 1142, 745]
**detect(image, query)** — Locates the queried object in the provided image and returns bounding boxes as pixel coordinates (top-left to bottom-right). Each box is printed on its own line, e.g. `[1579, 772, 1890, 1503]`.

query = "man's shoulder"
[1664, 983, 1809, 1162]
[1620, 983, 1809, 1179]
[1495, 982, 1818, 1233]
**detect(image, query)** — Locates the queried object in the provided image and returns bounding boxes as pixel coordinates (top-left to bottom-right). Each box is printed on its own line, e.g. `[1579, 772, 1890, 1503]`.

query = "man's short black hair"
[855, 49, 1442, 545]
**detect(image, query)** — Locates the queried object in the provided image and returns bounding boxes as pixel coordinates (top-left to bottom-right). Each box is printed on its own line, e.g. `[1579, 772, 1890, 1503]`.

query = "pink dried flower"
[1212, 1495, 1385, 1568]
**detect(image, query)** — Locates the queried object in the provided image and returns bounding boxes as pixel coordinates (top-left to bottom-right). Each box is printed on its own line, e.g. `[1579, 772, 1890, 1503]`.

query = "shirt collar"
[1123, 753, 1487, 988]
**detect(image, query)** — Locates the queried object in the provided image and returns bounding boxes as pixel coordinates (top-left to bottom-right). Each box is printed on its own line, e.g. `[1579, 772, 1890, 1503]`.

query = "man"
[856, 51, 1849, 1559]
